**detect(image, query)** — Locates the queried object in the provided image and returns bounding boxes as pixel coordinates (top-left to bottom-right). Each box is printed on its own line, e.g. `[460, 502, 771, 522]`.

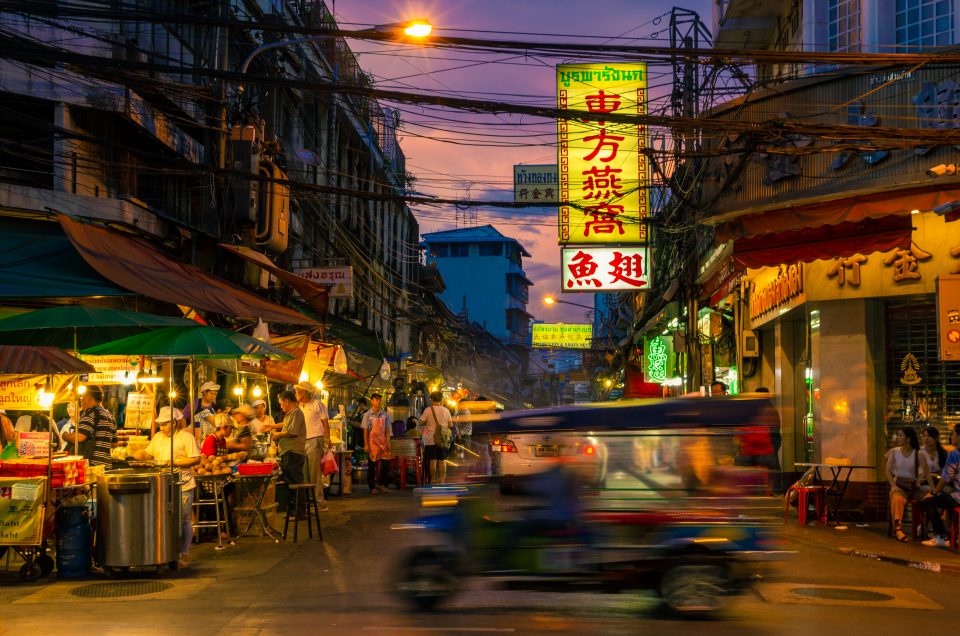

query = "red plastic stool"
[887, 500, 924, 540]
[785, 484, 827, 525]
[950, 507, 960, 551]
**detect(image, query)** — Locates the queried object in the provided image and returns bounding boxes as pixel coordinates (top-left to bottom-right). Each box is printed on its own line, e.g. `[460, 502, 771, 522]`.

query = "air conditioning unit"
[741, 330, 759, 358]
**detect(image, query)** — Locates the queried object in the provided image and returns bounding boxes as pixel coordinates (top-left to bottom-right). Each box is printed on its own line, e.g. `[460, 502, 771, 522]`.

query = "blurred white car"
[489, 431, 608, 488]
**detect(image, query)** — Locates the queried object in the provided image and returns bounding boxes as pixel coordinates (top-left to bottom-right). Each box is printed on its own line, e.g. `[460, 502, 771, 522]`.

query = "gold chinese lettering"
[826, 255, 867, 287]
[882, 243, 932, 282]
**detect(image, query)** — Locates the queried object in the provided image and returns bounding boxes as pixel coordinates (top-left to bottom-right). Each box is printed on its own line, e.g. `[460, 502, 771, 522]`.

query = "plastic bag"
[321, 449, 338, 476]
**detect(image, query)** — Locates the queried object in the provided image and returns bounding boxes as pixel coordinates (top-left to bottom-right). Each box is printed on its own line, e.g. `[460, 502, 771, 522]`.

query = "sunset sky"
[334, 0, 710, 323]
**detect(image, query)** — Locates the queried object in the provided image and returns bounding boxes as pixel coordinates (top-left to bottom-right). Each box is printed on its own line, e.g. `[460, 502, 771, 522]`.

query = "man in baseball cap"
[193, 381, 221, 441]
[295, 381, 330, 510]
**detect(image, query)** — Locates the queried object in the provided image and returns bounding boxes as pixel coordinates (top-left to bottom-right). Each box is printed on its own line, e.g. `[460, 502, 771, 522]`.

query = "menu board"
[18, 432, 51, 458]
[125, 392, 156, 430]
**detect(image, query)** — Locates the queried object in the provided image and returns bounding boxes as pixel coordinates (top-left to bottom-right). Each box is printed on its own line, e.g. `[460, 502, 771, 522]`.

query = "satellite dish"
[294, 148, 322, 165]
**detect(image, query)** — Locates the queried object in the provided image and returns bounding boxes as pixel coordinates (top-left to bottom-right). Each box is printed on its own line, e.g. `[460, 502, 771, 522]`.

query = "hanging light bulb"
[169, 389, 178, 399]
[77, 385, 88, 395]
[233, 385, 244, 397]
[379, 359, 391, 381]
[314, 379, 324, 391]
[299, 370, 310, 383]
[252, 385, 263, 398]
[37, 378, 54, 408]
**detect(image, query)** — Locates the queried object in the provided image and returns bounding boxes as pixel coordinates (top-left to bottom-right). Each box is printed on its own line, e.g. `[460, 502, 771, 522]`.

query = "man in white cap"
[295, 381, 330, 510]
[134, 406, 200, 569]
[194, 381, 220, 442]
[250, 399, 276, 434]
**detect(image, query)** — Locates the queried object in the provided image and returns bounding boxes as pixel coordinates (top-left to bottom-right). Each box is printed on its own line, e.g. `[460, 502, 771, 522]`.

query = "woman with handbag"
[886, 426, 928, 542]
[421, 391, 453, 485]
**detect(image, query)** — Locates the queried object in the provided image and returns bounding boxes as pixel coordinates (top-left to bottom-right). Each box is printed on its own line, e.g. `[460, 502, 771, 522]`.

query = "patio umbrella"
[79, 325, 294, 360]
[0, 345, 96, 375]
[0, 305, 195, 350]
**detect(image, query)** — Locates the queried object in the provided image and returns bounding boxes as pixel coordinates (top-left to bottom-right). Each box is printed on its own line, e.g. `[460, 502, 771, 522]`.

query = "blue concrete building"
[422, 225, 533, 347]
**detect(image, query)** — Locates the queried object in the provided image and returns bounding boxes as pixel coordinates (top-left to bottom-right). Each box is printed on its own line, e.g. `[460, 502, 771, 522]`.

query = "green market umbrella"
[79, 325, 294, 360]
[0, 305, 195, 350]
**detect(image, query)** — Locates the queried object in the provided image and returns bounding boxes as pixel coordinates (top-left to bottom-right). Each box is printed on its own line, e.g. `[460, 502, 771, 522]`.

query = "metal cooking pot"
[96, 469, 180, 569]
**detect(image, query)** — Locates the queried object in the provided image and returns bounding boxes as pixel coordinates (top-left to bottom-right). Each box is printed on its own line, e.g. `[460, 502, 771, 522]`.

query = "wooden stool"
[283, 484, 323, 543]
[887, 500, 924, 540]
[785, 484, 826, 525]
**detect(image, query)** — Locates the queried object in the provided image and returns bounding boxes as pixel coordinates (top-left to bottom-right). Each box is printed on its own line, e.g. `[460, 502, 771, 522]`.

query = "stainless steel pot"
[96, 469, 180, 568]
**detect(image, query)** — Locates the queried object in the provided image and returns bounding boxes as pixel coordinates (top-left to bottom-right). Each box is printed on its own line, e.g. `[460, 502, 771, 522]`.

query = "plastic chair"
[785, 483, 827, 525]
[887, 500, 924, 540]
[950, 507, 960, 551]
[282, 484, 323, 543]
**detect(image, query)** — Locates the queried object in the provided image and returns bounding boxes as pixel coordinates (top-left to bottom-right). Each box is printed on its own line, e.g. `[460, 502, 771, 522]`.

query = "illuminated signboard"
[561, 246, 651, 292]
[557, 63, 649, 245]
[643, 335, 675, 383]
[531, 323, 593, 349]
[514, 165, 559, 204]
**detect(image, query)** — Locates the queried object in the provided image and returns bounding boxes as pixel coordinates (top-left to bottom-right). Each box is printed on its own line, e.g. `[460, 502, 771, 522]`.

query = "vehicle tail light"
[490, 438, 517, 453]
[583, 444, 596, 456]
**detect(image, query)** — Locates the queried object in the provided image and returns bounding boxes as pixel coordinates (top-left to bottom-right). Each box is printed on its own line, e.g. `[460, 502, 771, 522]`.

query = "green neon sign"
[647, 337, 668, 383]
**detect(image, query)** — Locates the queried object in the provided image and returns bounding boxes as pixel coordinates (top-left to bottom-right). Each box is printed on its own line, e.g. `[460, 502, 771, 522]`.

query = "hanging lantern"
[333, 346, 348, 375]
[379, 359, 391, 381]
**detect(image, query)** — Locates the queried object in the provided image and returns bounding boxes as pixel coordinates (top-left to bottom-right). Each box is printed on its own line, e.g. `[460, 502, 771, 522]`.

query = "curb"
[786, 530, 960, 576]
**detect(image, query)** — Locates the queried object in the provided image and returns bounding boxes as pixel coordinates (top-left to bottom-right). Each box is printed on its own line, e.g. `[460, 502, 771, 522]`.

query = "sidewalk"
[783, 520, 960, 576]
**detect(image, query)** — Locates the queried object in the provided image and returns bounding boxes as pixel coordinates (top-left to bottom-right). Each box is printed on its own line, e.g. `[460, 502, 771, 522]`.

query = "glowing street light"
[543, 295, 594, 311]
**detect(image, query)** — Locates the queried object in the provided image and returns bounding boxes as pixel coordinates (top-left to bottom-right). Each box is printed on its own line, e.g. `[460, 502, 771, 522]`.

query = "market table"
[193, 474, 233, 550]
[235, 474, 280, 541]
[794, 462, 874, 523]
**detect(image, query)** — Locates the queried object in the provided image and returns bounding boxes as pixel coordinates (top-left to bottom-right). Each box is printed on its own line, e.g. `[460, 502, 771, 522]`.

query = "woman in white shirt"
[134, 406, 201, 569]
[885, 426, 928, 542]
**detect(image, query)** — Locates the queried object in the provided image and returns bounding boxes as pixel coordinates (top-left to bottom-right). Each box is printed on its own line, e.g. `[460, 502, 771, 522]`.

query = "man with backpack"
[421, 392, 453, 484]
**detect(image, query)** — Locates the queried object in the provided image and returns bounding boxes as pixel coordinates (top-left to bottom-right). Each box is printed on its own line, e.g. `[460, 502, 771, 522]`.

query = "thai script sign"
[295, 266, 354, 298]
[531, 323, 593, 349]
[749, 263, 805, 327]
[562, 246, 651, 291]
[514, 165, 559, 203]
[937, 274, 960, 361]
[557, 63, 649, 244]
[0, 376, 47, 411]
[0, 477, 46, 546]
[78, 355, 139, 385]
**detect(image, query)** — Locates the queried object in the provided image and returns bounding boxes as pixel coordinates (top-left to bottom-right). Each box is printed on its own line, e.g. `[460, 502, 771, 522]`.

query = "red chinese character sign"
[557, 63, 649, 245]
[561, 246, 651, 292]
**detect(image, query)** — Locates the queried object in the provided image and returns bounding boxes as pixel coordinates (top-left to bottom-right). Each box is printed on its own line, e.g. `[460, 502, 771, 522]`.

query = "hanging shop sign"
[0, 477, 46, 546]
[561, 246, 651, 291]
[0, 375, 73, 411]
[531, 323, 593, 349]
[937, 274, 960, 361]
[125, 392, 156, 430]
[643, 335, 676, 383]
[294, 266, 354, 298]
[78, 355, 140, 385]
[748, 263, 805, 328]
[557, 63, 649, 245]
[514, 165, 559, 204]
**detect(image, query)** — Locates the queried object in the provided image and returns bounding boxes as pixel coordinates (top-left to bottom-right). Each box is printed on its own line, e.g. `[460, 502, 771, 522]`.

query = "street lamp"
[543, 295, 594, 312]
[238, 19, 433, 80]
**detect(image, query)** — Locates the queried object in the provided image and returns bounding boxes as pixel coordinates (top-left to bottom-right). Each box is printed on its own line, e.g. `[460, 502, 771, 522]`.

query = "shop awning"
[715, 185, 960, 243]
[58, 215, 317, 325]
[0, 218, 132, 299]
[219, 244, 329, 318]
[732, 215, 913, 269]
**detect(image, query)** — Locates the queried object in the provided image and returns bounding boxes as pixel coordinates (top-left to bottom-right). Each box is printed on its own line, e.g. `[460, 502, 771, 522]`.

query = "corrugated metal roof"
[0, 345, 96, 375]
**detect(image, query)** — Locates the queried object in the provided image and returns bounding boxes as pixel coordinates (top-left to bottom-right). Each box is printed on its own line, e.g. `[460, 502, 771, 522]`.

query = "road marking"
[755, 583, 942, 610]
[361, 628, 514, 633]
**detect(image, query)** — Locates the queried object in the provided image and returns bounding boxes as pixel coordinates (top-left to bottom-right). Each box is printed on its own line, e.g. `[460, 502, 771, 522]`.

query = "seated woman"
[133, 406, 201, 569]
[886, 426, 928, 542]
[920, 426, 947, 492]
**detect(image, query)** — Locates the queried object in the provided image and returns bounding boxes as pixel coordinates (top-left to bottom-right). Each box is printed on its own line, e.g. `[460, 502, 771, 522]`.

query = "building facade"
[422, 225, 534, 347]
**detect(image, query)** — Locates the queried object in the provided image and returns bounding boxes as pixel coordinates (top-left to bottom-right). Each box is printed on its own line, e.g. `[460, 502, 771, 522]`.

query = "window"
[896, 0, 954, 50]
[479, 243, 502, 257]
[449, 244, 469, 257]
[431, 243, 448, 258]
[828, 0, 862, 52]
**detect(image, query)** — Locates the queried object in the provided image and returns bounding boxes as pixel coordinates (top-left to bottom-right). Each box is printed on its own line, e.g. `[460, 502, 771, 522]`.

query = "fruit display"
[195, 451, 246, 477]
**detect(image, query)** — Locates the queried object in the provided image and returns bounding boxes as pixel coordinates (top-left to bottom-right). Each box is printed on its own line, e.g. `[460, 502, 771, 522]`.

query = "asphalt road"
[0, 480, 954, 635]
